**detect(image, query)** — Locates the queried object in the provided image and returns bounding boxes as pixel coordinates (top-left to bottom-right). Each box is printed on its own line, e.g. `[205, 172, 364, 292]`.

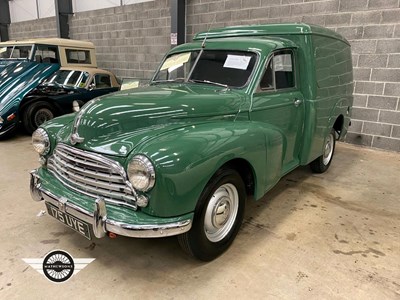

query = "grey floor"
[0, 134, 399, 299]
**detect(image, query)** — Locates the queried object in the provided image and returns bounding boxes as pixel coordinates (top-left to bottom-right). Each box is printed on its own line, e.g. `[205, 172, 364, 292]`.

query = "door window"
[260, 50, 295, 91]
[94, 74, 112, 89]
[35, 45, 59, 63]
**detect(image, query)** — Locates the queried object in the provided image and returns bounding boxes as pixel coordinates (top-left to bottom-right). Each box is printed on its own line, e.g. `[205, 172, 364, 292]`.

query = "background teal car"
[0, 38, 97, 138]
[30, 24, 353, 261]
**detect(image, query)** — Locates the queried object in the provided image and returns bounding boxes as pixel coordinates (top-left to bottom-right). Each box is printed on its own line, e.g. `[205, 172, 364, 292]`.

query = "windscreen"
[45, 70, 89, 88]
[153, 50, 257, 88]
[0, 45, 33, 59]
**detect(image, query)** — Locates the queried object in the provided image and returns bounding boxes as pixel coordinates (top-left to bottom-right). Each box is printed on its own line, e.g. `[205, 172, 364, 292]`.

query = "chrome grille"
[47, 143, 137, 210]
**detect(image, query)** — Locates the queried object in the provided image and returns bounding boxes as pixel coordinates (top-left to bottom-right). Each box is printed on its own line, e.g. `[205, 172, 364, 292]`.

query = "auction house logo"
[23, 250, 95, 283]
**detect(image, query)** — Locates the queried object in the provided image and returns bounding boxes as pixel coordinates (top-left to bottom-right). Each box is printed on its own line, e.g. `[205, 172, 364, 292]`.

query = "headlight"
[32, 128, 50, 155]
[127, 155, 155, 192]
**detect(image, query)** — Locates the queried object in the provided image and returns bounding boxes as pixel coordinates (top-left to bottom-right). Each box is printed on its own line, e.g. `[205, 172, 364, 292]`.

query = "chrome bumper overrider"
[30, 170, 192, 238]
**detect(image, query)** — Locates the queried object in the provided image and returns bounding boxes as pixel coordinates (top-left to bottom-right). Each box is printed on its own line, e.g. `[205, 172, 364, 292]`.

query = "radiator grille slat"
[47, 143, 137, 210]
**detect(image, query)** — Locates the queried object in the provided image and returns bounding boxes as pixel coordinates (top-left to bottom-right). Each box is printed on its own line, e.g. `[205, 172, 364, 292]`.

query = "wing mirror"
[89, 83, 96, 91]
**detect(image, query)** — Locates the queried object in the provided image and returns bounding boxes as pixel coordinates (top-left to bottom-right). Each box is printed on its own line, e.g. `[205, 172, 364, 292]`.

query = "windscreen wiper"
[151, 78, 185, 84]
[189, 79, 229, 88]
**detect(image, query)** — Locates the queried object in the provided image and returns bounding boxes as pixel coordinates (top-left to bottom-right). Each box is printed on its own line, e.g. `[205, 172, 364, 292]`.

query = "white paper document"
[223, 55, 251, 70]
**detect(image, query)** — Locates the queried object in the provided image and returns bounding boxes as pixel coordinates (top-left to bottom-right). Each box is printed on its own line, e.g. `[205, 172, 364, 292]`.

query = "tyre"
[178, 168, 246, 261]
[22, 101, 55, 134]
[309, 128, 336, 173]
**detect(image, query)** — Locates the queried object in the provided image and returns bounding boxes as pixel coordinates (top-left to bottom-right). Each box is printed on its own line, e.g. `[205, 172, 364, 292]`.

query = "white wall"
[9, 0, 54, 22]
[38, 0, 56, 18]
[72, 0, 120, 13]
[9, 0, 153, 23]
[72, 0, 152, 13]
[9, 0, 38, 23]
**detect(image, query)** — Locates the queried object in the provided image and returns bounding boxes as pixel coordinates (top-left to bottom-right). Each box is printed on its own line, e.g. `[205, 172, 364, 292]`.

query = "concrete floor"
[0, 133, 399, 299]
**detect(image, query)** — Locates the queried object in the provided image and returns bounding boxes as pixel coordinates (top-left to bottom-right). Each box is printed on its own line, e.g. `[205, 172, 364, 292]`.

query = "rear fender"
[327, 97, 352, 141]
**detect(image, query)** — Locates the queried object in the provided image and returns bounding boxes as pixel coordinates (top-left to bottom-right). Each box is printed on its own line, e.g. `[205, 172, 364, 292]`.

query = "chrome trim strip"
[54, 149, 114, 173]
[49, 158, 127, 192]
[30, 170, 192, 238]
[93, 198, 107, 238]
[56, 143, 127, 177]
[106, 219, 192, 238]
[30, 170, 43, 202]
[52, 153, 123, 182]
[47, 167, 137, 209]
[0, 122, 16, 136]
[48, 143, 139, 209]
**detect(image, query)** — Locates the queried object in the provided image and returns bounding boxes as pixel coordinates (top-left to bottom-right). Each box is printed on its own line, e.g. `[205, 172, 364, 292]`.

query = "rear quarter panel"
[301, 35, 353, 164]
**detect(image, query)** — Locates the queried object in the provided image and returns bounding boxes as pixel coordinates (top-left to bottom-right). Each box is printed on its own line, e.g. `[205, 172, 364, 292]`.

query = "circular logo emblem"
[42, 250, 75, 283]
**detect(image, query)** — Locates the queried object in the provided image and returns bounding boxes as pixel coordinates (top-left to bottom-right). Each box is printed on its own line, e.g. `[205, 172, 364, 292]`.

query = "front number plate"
[46, 202, 92, 240]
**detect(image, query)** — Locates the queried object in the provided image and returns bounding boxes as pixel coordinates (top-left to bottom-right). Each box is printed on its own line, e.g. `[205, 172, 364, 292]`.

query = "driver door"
[251, 49, 305, 174]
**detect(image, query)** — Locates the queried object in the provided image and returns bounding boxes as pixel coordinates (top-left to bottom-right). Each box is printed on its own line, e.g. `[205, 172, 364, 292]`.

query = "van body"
[30, 24, 353, 261]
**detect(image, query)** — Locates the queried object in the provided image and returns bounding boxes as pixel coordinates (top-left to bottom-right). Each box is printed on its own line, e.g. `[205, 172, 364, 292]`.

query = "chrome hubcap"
[204, 183, 239, 242]
[35, 108, 53, 127]
[323, 133, 334, 165]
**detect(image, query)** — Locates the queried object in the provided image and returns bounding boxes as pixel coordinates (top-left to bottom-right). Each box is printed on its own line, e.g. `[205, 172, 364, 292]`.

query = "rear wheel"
[22, 101, 55, 134]
[178, 168, 246, 261]
[310, 128, 336, 173]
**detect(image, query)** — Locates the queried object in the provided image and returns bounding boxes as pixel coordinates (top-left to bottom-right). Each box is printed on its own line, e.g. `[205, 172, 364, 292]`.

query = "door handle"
[294, 99, 303, 107]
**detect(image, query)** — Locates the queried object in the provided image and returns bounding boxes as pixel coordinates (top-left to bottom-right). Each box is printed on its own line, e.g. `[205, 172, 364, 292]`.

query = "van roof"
[170, 36, 298, 54]
[0, 38, 95, 49]
[193, 23, 349, 45]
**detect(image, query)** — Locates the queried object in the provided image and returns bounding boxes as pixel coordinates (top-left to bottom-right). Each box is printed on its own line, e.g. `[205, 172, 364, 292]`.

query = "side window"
[260, 60, 273, 90]
[94, 74, 111, 89]
[35, 45, 59, 63]
[260, 50, 295, 91]
[66, 49, 91, 64]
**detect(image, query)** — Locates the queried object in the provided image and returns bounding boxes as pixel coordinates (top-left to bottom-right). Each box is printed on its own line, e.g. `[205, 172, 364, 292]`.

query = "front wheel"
[22, 101, 55, 134]
[178, 168, 246, 261]
[309, 128, 336, 173]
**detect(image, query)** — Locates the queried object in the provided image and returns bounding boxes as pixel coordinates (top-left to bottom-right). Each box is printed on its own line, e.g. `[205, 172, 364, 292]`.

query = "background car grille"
[47, 143, 137, 210]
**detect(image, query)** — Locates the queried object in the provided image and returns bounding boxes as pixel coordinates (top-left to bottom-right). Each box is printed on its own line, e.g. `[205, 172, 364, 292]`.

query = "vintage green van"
[30, 23, 353, 261]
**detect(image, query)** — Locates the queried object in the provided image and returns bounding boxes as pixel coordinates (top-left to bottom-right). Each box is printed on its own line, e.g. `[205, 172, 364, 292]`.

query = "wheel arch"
[333, 114, 344, 139]
[19, 96, 60, 116]
[133, 121, 277, 217]
[219, 158, 256, 198]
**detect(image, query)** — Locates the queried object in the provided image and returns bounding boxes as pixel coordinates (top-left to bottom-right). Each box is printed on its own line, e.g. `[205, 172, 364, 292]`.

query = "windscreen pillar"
[0, 0, 11, 41]
[55, 0, 73, 39]
[170, 0, 186, 47]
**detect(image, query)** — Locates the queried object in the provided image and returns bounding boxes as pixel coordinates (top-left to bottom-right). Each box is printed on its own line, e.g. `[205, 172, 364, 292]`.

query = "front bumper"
[30, 169, 192, 238]
[0, 122, 17, 137]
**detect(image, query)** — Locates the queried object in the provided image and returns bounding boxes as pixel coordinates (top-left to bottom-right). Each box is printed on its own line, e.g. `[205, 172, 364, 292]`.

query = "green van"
[30, 23, 353, 261]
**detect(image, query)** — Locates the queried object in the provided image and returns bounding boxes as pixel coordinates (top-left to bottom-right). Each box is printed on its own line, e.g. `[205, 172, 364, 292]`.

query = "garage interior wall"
[6, 0, 400, 152]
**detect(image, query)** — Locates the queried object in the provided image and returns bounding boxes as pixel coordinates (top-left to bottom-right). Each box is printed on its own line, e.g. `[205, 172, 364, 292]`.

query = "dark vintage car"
[21, 67, 120, 133]
[0, 38, 108, 138]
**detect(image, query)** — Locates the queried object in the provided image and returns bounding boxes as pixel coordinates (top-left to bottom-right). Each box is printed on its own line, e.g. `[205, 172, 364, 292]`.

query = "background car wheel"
[309, 128, 336, 173]
[178, 168, 246, 261]
[23, 101, 55, 134]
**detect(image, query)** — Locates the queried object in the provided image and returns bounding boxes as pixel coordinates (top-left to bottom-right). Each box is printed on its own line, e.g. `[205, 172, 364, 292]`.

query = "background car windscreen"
[0, 45, 33, 59]
[47, 70, 89, 87]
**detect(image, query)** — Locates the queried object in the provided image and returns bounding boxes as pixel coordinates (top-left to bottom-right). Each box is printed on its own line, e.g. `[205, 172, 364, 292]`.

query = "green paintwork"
[37, 167, 194, 225]
[36, 24, 353, 225]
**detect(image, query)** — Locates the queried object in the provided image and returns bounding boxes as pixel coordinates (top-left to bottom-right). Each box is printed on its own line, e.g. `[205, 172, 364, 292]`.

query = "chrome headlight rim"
[127, 155, 156, 192]
[32, 128, 50, 156]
